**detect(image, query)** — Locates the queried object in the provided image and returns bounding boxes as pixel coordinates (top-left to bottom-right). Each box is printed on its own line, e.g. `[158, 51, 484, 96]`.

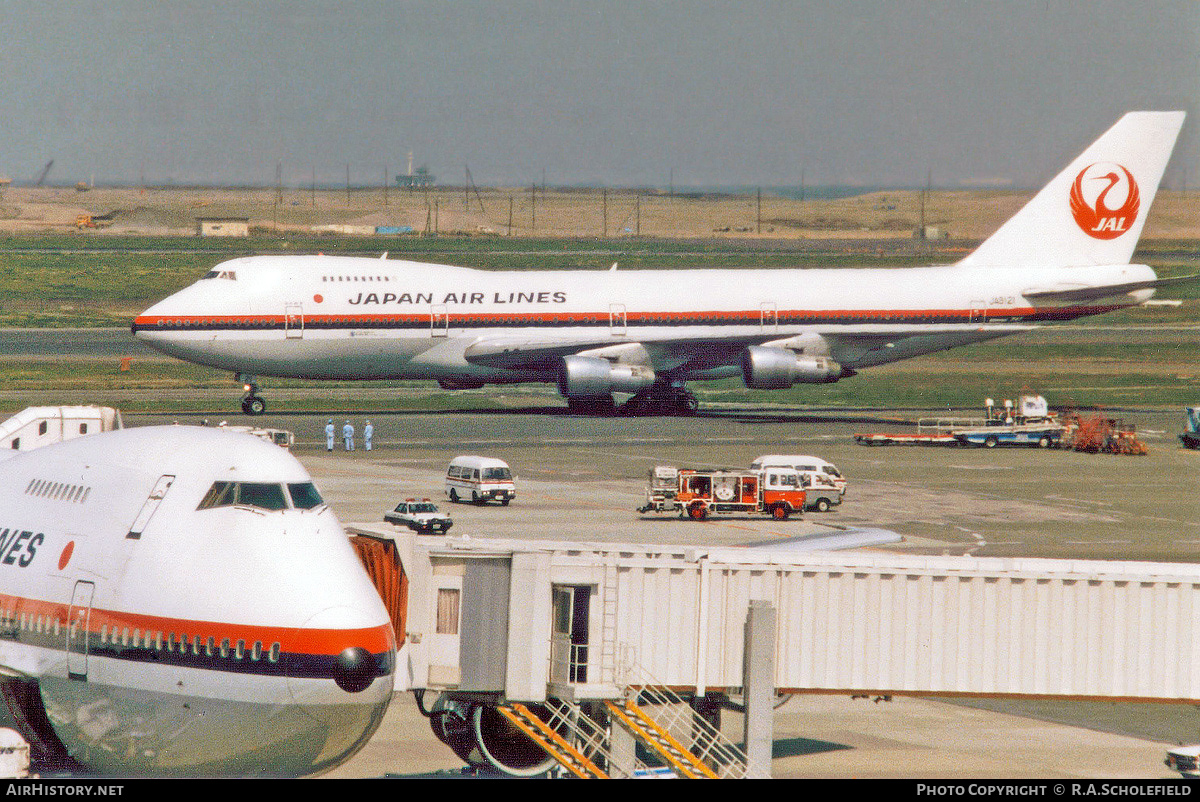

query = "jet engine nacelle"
[429, 697, 557, 777]
[741, 346, 843, 389]
[558, 355, 655, 398]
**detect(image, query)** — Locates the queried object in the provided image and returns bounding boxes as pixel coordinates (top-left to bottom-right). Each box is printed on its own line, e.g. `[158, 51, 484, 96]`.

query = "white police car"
[1166, 744, 1200, 777]
[385, 498, 453, 534]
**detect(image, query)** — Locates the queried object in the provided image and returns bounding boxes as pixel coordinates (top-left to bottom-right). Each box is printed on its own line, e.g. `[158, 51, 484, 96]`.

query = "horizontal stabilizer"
[1023, 272, 1200, 305]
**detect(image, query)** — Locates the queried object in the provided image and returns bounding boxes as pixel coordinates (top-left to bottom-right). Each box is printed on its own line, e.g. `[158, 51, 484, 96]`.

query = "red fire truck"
[637, 465, 807, 520]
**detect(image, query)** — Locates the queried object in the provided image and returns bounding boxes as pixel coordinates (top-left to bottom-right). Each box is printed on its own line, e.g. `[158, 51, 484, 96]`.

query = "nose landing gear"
[237, 373, 266, 415]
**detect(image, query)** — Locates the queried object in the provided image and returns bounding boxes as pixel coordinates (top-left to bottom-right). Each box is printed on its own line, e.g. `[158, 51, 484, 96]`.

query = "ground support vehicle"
[385, 498, 453, 534]
[802, 481, 842, 512]
[750, 454, 846, 496]
[1061, 414, 1148, 455]
[953, 423, 1064, 449]
[446, 455, 516, 505]
[638, 466, 806, 521]
[856, 395, 1064, 449]
[1180, 407, 1200, 449]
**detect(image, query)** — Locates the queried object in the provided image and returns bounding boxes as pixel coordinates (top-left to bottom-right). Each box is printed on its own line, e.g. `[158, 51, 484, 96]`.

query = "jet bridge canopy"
[350, 526, 1200, 705]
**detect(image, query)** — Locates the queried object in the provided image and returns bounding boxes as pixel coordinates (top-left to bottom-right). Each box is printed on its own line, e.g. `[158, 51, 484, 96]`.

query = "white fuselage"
[0, 426, 395, 776]
[132, 255, 1156, 384]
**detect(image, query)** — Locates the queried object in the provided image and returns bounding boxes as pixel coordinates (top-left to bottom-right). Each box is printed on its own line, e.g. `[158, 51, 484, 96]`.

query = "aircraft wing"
[461, 323, 1035, 374]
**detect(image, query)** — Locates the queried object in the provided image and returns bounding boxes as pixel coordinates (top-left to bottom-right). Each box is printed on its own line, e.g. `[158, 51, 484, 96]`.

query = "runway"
[124, 403, 1200, 778]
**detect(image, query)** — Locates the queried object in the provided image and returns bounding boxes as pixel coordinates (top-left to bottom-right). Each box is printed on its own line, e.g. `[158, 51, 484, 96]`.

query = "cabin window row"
[97, 625, 282, 662]
[3, 611, 61, 637]
[1, 610, 284, 665]
[322, 275, 393, 282]
[25, 478, 91, 504]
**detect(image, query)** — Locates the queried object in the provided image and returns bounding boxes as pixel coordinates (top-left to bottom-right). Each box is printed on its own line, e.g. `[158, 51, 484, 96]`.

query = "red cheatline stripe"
[0, 593, 395, 655]
[133, 306, 1118, 329]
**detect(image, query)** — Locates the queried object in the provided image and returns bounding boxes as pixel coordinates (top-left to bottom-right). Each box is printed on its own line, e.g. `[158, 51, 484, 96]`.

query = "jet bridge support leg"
[743, 600, 775, 778]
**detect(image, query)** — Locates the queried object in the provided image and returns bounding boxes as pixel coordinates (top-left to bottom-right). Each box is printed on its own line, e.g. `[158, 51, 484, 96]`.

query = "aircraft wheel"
[242, 395, 266, 415]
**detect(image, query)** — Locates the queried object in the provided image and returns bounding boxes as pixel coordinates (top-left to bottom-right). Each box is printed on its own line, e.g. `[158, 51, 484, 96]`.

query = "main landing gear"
[237, 373, 266, 415]
[565, 383, 699, 417]
[621, 382, 698, 416]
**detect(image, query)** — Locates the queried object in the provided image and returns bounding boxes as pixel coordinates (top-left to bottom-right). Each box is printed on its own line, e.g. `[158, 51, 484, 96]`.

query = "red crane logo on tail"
[1069, 163, 1140, 240]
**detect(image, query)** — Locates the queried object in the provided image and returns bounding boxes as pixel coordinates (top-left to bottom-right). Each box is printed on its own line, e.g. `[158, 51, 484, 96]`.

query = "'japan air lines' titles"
[348, 291, 569, 305]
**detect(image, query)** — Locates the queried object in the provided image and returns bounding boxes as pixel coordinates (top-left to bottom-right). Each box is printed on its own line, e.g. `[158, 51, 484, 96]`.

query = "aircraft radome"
[133, 112, 1187, 416]
[0, 425, 395, 776]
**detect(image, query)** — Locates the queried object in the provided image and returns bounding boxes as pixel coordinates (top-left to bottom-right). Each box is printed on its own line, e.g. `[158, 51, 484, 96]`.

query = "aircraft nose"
[289, 606, 397, 703]
[131, 297, 174, 344]
[286, 610, 396, 775]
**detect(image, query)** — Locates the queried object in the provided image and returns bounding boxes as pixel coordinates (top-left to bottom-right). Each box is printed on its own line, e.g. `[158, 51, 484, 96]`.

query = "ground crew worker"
[325, 419, 335, 451]
[363, 420, 373, 451]
[343, 420, 354, 451]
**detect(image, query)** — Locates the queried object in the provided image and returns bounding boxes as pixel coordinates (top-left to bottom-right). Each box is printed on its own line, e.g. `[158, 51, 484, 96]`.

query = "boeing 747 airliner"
[133, 112, 1187, 415]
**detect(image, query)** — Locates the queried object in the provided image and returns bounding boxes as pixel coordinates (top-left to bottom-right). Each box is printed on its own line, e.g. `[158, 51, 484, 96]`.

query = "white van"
[750, 454, 846, 496]
[445, 456, 516, 505]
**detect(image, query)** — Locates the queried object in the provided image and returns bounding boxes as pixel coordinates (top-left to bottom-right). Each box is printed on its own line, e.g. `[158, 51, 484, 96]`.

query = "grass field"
[1, 233, 1198, 327]
[0, 232, 1196, 412]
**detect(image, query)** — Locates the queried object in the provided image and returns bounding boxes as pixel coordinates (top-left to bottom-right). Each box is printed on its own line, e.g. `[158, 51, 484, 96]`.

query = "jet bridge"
[349, 525, 1200, 777]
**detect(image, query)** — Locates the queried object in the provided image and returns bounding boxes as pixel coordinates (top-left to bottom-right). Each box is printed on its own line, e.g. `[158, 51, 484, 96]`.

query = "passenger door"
[284, 302, 304, 339]
[66, 580, 95, 681]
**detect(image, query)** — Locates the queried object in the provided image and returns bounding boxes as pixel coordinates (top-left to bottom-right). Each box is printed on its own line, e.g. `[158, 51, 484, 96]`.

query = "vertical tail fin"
[958, 111, 1185, 268]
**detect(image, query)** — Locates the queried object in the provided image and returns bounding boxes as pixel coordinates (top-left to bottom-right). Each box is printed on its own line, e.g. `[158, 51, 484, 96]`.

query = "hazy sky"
[4, 1, 1198, 189]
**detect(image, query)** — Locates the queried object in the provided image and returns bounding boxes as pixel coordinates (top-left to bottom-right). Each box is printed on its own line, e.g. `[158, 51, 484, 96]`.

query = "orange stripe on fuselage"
[0, 593, 395, 655]
[131, 305, 1127, 330]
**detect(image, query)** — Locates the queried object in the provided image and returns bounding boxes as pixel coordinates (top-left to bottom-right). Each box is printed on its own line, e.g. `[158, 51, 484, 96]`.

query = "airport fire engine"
[637, 465, 807, 520]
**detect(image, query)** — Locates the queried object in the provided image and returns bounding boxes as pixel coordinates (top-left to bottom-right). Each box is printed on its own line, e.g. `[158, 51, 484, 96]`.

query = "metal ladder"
[598, 561, 619, 686]
[604, 698, 721, 779]
[611, 652, 759, 779]
[496, 702, 611, 779]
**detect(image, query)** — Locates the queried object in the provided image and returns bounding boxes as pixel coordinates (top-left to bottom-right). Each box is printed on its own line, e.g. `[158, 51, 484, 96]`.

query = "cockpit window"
[198, 481, 306, 512]
[237, 483, 288, 510]
[287, 482, 324, 510]
[201, 270, 238, 280]
[198, 481, 236, 509]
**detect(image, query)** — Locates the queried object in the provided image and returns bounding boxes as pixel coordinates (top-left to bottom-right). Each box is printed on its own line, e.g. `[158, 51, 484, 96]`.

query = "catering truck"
[637, 465, 807, 520]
